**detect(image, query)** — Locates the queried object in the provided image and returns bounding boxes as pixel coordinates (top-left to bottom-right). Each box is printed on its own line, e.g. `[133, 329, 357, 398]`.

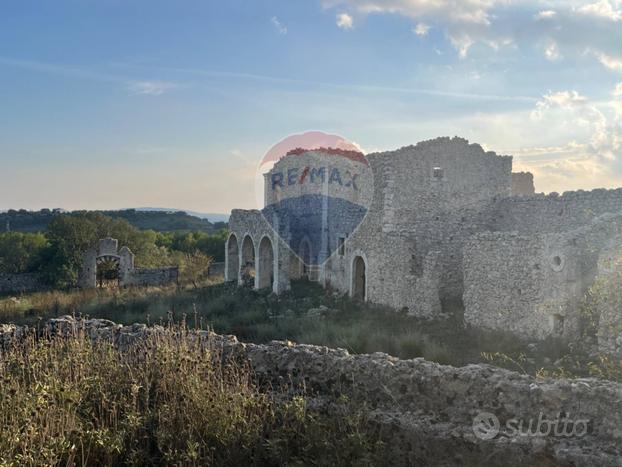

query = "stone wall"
[208, 261, 225, 277]
[464, 213, 622, 340]
[0, 273, 45, 294]
[125, 267, 179, 287]
[2, 316, 621, 465]
[590, 243, 622, 357]
[78, 237, 178, 289]
[363, 137, 512, 302]
[240, 337, 622, 465]
[511, 172, 535, 196]
[491, 188, 622, 234]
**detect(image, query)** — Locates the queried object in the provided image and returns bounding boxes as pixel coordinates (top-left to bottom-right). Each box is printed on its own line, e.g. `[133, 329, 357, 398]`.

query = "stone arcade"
[227, 137, 622, 344]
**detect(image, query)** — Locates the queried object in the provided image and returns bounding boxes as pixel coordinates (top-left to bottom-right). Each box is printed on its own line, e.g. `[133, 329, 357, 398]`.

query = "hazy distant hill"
[0, 209, 228, 233]
[134, 208, 229, 223]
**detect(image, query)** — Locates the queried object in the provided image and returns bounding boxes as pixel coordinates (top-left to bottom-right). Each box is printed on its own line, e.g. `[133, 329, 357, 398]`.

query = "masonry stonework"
[511, 171, 535, 196]
[0, 273, 45, 294]
[78, 237, 178, 289]
[228, 137, 622, 347]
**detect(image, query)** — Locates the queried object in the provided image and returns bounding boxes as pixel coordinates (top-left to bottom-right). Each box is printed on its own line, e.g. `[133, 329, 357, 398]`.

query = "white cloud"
[535, 10, 557, 20]
[531, 90, 587, 119]
[614, 82, 622, 97]
[545, 41, 561, 60]
[413, 22, 430, 36]
[323, 0, 498, 25]
[523, 88, 622, 188]
[448, 33, 474, 59]
[320, 1, 622, 60]
[336, 12, 353, 29]
[577, 0, 622, 21]
[128, 81, 177, 96]
[594, 50, 622, 71]
[271, 16, 288, 34]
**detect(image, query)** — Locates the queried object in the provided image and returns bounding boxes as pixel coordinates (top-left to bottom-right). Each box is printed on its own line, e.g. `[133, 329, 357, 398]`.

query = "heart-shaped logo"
[255, 131, 373, 269]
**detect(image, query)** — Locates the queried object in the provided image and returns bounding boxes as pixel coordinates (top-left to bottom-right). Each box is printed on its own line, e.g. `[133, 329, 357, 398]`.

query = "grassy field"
[0, 280, 575, 374]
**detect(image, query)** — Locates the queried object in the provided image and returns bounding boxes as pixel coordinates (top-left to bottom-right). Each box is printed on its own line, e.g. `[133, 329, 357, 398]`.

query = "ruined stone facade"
[228, 137, 622, 343]
[78, 237, 178, 289]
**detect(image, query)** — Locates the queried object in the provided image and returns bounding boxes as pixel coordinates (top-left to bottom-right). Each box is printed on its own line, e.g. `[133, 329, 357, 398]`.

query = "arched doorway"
[257, 236, 274, 290]
[225, 234, 239, 282]
[351, 255, 366, 300]
[241, 235, 256, 287]
[96, 255, 120, 288]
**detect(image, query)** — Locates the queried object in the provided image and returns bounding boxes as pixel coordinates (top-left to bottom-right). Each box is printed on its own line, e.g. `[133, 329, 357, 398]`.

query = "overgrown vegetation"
[0, 212, 227, 288]
[0, 325, 383, 465]
[0, 280, 543, 368]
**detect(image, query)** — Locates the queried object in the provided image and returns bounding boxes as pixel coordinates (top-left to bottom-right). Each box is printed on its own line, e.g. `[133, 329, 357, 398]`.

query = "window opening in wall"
[433, 167, 444, 179]
[551, 314, 565, 335]
[338, 236, 346, 256]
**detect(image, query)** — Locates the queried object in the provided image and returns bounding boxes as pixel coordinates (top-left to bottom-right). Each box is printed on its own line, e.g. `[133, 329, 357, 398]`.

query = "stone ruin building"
[227, 137, 622, 348]
[78, 237, 178, 288]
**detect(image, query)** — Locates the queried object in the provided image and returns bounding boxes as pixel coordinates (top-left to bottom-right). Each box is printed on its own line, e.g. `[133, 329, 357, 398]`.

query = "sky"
[1, 0, 622, 214]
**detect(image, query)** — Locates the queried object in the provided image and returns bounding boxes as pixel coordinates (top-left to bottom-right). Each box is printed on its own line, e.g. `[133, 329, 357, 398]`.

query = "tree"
[180, 251, 213, 289]
[0, 232, 48, 274]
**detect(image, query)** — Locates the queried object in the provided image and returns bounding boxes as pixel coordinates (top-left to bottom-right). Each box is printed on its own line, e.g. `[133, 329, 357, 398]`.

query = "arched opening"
[257, 236, 274, 290]
[241, 235, 256, 287]
[299, 238, 312, 279]
[351, 255, 366, 301]
[96, 255, 120, 289]
[226, 234, 239, 282]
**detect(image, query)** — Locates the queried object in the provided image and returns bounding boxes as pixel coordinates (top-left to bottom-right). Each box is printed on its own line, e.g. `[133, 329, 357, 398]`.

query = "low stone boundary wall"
[125, 267, 179, 287]
[1, 316, 621, 465]
[208, 261, 225, 277]
[0, 273, 46, 295]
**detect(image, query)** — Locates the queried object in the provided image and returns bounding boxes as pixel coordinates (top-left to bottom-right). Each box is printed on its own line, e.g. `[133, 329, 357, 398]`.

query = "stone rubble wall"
[591, 242, 622, 357]
[464, 212, 622, 340]
[207, 261, 225, 277]
[0, 273, 46, 294]
[124, 267, 179, 287]
[1, 316, 621, 466]
[511, 172, 536, 196]
[491, 188, 622, 234]
[364, 137, 512, 302]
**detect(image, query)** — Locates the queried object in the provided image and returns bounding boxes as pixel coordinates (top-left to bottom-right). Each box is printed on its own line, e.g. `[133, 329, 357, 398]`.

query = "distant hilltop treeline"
[0, 209, 228, 233]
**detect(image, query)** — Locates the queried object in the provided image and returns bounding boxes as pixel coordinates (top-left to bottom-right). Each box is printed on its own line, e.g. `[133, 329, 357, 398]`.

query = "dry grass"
[0, 325, 383, 466]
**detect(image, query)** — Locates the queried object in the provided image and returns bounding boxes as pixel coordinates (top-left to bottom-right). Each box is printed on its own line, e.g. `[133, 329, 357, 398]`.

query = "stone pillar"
[78, 248, 97, 288]
[119, 246, 135, 287]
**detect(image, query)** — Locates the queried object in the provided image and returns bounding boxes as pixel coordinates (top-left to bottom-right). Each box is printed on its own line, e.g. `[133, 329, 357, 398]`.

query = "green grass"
[10, 280, 616, 382]
[0, 280, 537, 369]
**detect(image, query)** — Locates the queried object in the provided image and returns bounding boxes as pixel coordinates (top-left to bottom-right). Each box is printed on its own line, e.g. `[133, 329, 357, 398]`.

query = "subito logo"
[255, 131, 374, 272]
[472, 412, 500, 440]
